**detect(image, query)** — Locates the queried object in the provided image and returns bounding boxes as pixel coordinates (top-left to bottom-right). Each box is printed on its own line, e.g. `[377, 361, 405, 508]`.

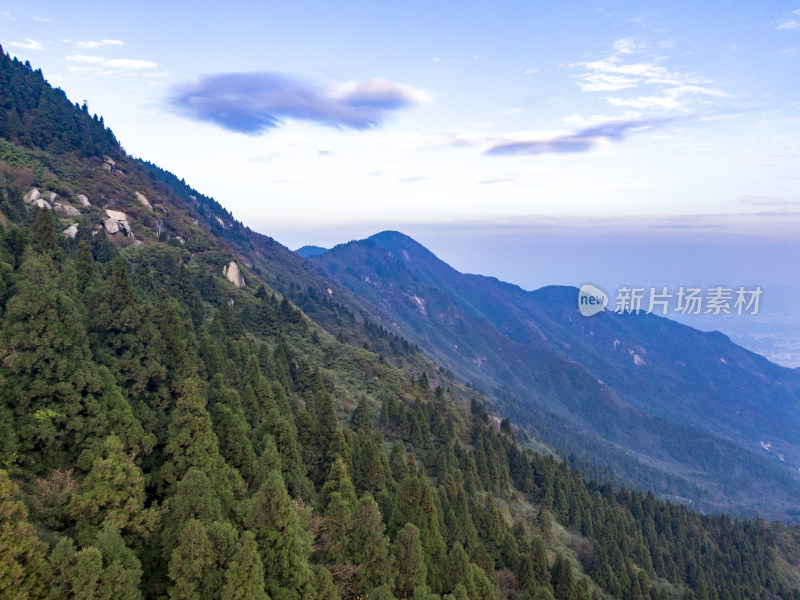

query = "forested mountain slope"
[1, 46, 799, 600]
[304, 231, 800, 521]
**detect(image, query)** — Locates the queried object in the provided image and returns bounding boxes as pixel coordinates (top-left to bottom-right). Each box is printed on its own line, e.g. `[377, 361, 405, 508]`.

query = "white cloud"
[777, 19, 799, 30]
[613, 38, 639, 54]
[67, 54, 106, 64]
[76, 39, 124, 50]
[32, 16, 53, 22]
[570, 40, 729, 115]
[106, 58, 158, 69]
[775, 48, 798, 58]
[65, 53, 159, 75]
[577, 73, 640, 92]
[327, 78, 434, 105]
[8, 38, 43, 51]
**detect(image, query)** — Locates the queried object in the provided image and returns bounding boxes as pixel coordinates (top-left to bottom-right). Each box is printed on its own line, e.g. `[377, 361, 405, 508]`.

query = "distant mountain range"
[295, 245, 329, 258]
[300, 231, 800, 520]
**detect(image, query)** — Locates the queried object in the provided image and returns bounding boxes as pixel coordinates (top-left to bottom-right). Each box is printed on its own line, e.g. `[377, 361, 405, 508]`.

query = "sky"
[2, 1, 800, 365]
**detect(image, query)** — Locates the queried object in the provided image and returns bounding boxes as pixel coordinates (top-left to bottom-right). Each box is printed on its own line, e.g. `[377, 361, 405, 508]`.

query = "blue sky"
[3, 1, 800, 364]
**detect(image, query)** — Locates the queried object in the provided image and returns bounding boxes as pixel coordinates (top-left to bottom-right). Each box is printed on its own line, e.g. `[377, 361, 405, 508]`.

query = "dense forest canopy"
[1, 45, 799, 600]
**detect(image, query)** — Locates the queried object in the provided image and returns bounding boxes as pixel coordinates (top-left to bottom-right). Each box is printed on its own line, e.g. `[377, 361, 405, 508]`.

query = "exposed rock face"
[223, 261, 245, 288]
[33, 199, 52, 210]
[103, 218, 120, 234]
[135, 191, 153, 211]
[62, 224, 78, 238]
[104, 208, 132, 237]
[215, 217, 226, 228]
[23, 189, 41, 204]
[75, 194, 91, 207]
[47, 192, 58, 202]
[103, 156, 116, 173]
[55, 203, 80, 217]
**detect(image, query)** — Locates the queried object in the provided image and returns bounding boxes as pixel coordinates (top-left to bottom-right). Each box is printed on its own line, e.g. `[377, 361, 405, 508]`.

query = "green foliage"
[0, 468, 47, 599]
[0, 48, 798, 600]
[393, 523, 427, 599]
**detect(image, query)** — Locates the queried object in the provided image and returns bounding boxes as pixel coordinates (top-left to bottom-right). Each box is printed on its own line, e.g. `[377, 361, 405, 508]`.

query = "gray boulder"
[23, 188, 40, 204]
[55, 204, 80, 217]
[223, 261, 245, 288]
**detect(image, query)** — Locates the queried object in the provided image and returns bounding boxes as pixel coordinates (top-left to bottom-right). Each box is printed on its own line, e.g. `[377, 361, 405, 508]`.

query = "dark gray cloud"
[484, 117, 678, 156]
[169, 72, 429, 134]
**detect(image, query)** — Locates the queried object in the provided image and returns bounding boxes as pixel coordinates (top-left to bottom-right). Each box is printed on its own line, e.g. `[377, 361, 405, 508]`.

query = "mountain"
[305, 231, 800, 520]
[295, 244, 329, 258]
[2, 45, 800, 600]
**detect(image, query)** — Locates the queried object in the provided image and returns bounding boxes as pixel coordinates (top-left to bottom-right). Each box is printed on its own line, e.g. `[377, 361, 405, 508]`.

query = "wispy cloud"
[571, 39, 729, 113]
[66, 54, 105, 64]
[169, 72, 432, 134]
[774, 48, 798, 58]
[484, 117, 679, 156]
[32, 16, 52, 22]
[76, 39, 124, 49]
[478, 177, 514, 184]
[8, 38, 43, 51]
[106, 58, 157, 69]
[775, 9, 800, 31]
[66, 53, 159, 74]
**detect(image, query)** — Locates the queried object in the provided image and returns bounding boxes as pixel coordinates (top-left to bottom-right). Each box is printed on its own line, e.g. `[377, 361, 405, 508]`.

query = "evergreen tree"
[167, 518, 212, 600]
[244, 470, 316, 600]
[350, 494, 394, 593]
[393, 523, 427, 599]
[160, 378, 244, 510]
[0, 469, 47, 599]
[69, 434, 160, 547]
[221, 530, 269, 600]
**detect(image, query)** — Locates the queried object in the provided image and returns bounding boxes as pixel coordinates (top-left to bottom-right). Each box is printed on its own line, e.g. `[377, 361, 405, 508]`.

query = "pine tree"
[350, 494, 394, 593]
[551, 554, 574, 600]
[0, 469, 47, 599]
[393, 523, 427, 599]
[221, 530, 269, 600]
[69, 434, 160, 547]
[160, 378, 244, 510]
[315, 567, 342, 600]
[92, 522, 144, 600]
[161, 467, 223, 556]
[319, 456, 357, 511]
[167, 519, 212, 600]
[1, 253, 144, 470]
[244, 470, 316, 600]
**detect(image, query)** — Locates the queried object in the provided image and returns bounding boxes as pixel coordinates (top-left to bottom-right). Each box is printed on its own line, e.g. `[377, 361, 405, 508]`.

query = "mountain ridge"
[305, 229, 800, 520]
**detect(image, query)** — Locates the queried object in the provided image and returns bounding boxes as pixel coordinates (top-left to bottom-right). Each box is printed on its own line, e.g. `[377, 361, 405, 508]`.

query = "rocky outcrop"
[135, 191, 153, 211]
[54, 203, 80, 217]
[103, 156, 116, 173]
[223, 261, 245, 288]
[104, 208, 133, 237]
[24, 188, 58, 207]
[75, 194, 91, 207]
[62, 224, 78, 238]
